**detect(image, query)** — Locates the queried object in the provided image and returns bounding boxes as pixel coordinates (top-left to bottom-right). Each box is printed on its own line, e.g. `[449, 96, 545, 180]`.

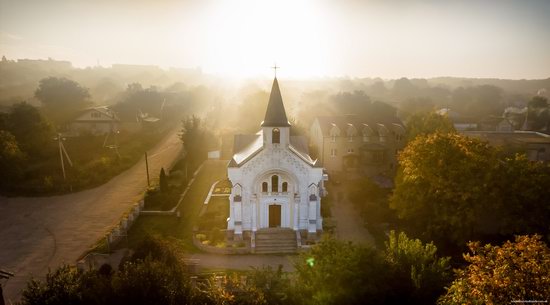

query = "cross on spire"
[271, 63, 280, 78]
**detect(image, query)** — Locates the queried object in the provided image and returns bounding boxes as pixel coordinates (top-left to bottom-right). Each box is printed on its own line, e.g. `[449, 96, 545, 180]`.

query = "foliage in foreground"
[438, 235, 550, 305]
[19, 234, 550, 305]
[18, 233, 451, 305]
[293, 232, 451, 305]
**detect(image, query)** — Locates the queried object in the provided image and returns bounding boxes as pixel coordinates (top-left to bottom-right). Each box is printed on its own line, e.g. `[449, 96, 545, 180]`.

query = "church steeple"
[261, 78, 291, 127]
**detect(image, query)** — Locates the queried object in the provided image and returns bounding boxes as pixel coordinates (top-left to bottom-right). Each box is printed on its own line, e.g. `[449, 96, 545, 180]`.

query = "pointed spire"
[261, 78, 291, 127]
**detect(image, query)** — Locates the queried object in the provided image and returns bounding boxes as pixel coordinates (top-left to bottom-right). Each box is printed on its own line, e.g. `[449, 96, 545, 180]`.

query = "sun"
[182, 0, 333, 79]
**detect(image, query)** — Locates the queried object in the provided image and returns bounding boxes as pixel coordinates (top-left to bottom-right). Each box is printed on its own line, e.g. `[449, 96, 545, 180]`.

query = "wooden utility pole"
[145, 152, 150, 187]
[55, 133, 73, 180]
[59, 135, 66, 180]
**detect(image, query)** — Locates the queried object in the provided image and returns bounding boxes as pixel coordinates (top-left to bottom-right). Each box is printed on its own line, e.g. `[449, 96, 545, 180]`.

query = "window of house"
[331, 148, 337, 157]
[262, 182, 268, 192]
[271, 175, 279, 192]
[347, 148, 354, 153]
[91, 112, 101, 118]
[272, 128, 280, 144]
[282, 182, 288, 192]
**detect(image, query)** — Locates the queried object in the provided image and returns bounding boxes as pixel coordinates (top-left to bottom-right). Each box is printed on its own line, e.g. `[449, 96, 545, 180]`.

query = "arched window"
[262, 182, 268, 192]
[282, 182, 288, 192]
[272, 128, 280, 144]
[271, 175, 279, 192]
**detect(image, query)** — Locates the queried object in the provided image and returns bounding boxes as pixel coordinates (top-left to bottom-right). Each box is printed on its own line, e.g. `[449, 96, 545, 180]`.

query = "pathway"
[0, 128, 183, 303]
[185, 253, 296, 272]
[330, 185, 375, 245]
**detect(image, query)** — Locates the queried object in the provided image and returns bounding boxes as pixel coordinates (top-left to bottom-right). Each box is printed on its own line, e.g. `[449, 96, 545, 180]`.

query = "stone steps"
[254, 229, 297, 254]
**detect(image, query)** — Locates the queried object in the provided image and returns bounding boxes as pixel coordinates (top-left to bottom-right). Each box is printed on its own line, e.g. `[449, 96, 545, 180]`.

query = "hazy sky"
[1, 0, 549, 79]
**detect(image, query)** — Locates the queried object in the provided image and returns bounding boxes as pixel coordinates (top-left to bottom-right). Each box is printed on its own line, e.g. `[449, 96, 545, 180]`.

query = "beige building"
[461, 131, 550, 162]
[310, 115, 406, 179]
[69, 106, 120, 136]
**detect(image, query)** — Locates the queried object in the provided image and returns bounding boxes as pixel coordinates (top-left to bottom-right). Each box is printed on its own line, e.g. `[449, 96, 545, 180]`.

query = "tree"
[451, 85, 503, 118]
[4, 102, 54, 158]
[159, 167, 168, 193]
[528, 95, 549, 108]
[113, 83, 166, 121]
[293, 235, 450, 305]
[241, 90, 270, 131]
[199, 266, 298, 305]
[384, 231, 451, 304]
[438, 235, 550, 305]
[527, 96, 550, 130]
[405, 111, 455, 140]
[390, 132, 497, 246]
[391, 132, 550, 249]
[491, 155, 550, 237]
[20, 265, 82, 305]
[0, 130, 25, 182]
[19, 238, 196, 305]
[35, 77, 91, 125]
[294, 237, 388, 305]
[179, 115, 216, 168]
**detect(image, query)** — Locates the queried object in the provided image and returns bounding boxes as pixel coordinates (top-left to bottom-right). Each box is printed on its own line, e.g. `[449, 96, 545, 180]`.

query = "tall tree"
[391, 132, 550, 249]
[390, 132, 497, 246]
[35, 77, 91, 126]
[405, 111, 455, 140]
[179, 115, 216, 168]
[438, 235, 550, 305]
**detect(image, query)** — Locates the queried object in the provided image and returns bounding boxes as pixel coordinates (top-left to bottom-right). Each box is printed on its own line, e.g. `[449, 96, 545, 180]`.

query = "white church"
[227, 77, 326, 246]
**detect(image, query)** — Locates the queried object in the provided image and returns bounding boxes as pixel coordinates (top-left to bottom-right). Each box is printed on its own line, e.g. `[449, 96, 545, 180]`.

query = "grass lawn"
[125, 159, 229, 252]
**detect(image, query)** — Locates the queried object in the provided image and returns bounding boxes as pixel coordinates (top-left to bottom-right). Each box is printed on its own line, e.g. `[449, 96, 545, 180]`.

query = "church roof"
[261, 78, 291, 127]
[228, 132, 321, 168]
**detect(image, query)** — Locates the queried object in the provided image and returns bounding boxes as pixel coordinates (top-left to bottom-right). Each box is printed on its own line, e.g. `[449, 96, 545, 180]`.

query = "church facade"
[227, 78, 326, 241]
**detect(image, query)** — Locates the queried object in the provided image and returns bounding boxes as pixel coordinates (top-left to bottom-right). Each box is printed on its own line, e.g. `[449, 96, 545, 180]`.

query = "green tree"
[0, 130, 25, 184]
[384, 231, 451, 303]
[35, 77, 91, 126]
[406, 111, 455, 140]
[390, 132, 497, 246]
[113, 83, 166, 121]
[294, 237, 387, 305]
[4, 102, 54, 158]
[111, 257, 192, 305]
[492, 155, 550, 237]
[20, 265, 82, 305]
[438, 235, 550, 305]
[179, 115, 216, 168]
[293, 235, 450, 305]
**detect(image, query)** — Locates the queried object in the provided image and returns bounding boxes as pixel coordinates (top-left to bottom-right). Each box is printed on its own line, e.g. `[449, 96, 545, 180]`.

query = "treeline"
[18, 233, 549, 305]
[0, 76, 213, 195]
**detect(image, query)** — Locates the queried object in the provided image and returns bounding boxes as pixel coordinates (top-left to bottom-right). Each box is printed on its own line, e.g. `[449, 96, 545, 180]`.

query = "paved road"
[186, 253, 296, 272]
[0, 128, 183, 303]
[330, 185, 375, 245]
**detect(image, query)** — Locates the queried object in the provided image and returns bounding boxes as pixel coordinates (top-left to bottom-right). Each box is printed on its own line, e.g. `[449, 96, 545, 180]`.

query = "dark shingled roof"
[261, 78, 291, 127]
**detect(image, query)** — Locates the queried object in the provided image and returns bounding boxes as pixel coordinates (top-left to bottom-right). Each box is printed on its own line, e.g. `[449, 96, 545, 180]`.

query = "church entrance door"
[268, 204, 281, 228]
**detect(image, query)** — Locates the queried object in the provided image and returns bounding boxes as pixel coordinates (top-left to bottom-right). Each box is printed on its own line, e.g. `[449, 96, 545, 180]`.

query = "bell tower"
[261, 77, 291, 147]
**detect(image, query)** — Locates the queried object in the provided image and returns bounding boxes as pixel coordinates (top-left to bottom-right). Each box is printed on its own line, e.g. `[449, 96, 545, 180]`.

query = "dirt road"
[0, 129, 182, 303]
